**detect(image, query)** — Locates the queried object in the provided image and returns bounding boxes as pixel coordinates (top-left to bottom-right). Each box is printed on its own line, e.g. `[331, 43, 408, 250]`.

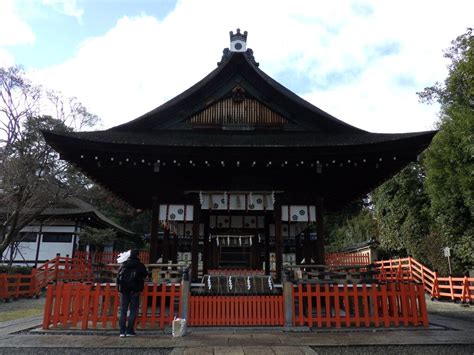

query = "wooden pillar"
[71, 219, 79, 259]
[149, 198, 159, 263]
[203, 212, 210, 275]
[315, 197, 325, 265]
[162, 227, 170, 263]
[34, 220, 44, 268]
[213, 238, 219, 269]
[274, 200, 283, 282]
[295, 232, 301, 264]
[264, 213, 271, 275]
[191, 199, 201, 282]
[250, 233, 258, 269]
[171, 232, 178, 263]
[304, 228, 312, 264]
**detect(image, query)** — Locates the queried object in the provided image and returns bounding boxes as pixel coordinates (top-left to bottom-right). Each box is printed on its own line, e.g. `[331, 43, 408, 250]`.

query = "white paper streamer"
[247, 276, 251, 290]
[268, 276, 273, 291]
[228, 276, 233, 290]
[207, 275, 212, 290]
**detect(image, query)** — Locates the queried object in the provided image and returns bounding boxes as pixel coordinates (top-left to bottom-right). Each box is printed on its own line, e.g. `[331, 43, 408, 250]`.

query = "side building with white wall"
[0, 198, 134, 267]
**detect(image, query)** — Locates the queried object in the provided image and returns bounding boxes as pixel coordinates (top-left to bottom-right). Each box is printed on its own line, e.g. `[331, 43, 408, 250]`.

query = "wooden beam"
[304, 228, 312, 264]
[203, 211, 210, 275]
[264, 213, 270, 276]
[149, 197, 159, 263]
[162, 227, 170, 263]
[171, 232, 178, 263]
[191, 198, 201, 281]
[295, 232, 301, 264]
[34, 220, 44, 269]
[274, 199, 283, 282]
[315, 197, 325, 264]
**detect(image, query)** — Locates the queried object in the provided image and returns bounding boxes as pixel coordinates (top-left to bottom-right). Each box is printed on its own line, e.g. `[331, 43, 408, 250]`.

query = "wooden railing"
[188, 295, 284, 326]
[43, 282, 181, 330]
[208, 269, 265, 276]
[35, 254, 93, 289]
[1, 255, 93, 301]
[285, 264, 378, 284]
[292, 282, 428, 328]
[0, 270, 39, 301]
[376, 257, 474, 303]
[75, 250, 150, 264]
[325, 252, 370, 267]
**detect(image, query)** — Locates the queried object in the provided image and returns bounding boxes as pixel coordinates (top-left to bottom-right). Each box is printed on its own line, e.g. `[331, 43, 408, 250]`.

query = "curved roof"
[110, 51, 365, 134]
[42, 46, 437, 210]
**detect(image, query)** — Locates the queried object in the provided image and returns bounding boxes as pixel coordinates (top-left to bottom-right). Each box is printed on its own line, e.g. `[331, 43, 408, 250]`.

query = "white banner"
[200, 192, 274, 210]
[281, 205, 316, 222]
[159, 204, 194, 221]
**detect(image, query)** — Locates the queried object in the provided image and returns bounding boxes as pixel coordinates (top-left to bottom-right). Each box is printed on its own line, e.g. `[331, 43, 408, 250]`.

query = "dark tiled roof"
[43, 129, 436, 149]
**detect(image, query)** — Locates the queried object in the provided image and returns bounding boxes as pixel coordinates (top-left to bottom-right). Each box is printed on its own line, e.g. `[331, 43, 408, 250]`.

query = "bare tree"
[0, 66, 98, 260]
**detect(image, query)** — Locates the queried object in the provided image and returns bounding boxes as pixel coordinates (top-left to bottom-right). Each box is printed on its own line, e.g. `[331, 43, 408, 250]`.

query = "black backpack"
[117, 266, 138, 292]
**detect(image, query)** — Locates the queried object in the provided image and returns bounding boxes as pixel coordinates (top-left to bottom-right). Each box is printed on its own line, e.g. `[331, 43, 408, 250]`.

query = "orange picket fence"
[292, 282, 428, 328]
[188, 295, 284, 326]
[43, 282, 181, 330]
[325, 252, 370, 267]
[0, 270, 39, 301]
[376, 257, 474, 303]
[75, 250, 150, 265]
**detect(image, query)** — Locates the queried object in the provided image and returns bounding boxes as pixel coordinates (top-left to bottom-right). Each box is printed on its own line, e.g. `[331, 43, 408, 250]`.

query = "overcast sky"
[1, 0, 473, 133]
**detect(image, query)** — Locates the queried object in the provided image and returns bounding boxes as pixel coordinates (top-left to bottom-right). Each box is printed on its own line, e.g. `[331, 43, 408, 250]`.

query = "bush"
[0, 265, 33, 275]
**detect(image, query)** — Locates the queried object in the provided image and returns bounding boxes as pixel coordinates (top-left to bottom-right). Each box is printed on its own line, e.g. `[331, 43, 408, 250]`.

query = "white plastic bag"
[117, 250, 131, 263]
[172, 317, 187, 337]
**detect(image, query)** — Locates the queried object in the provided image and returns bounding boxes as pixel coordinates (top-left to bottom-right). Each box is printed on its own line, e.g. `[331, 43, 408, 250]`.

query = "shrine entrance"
[213, 235, 254, 269]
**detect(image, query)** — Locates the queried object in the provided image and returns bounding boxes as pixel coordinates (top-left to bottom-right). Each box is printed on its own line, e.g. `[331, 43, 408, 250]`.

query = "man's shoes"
[119, 334, 126, 338]
[126, 332, 136, 337]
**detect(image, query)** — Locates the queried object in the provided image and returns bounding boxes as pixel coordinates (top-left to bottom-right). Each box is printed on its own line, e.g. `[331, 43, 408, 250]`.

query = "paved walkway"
[0, 300, 473, 354]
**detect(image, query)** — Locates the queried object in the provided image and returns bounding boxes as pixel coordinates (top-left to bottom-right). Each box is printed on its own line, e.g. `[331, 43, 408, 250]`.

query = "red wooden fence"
[188, 295, 284, 326]
[376, 257, 474, 303]
[0, 269, 39, 300]
[43, 282, 181, 330]
[35, 255, 93, 289]
[292, 282, 428, 328]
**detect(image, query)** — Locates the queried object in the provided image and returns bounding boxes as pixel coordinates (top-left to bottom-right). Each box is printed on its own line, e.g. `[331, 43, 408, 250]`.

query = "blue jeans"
[119, 291, 140, 334]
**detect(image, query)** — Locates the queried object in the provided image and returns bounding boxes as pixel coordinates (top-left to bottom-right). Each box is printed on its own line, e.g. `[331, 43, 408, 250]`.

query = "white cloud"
[30, 0, 474, 133]
[42, 0, 84, 22]
[0, 0, 36, 46]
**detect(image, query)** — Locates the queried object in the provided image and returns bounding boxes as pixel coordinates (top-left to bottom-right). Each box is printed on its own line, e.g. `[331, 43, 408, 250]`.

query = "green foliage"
[81, 185, 148, 247]
[368, 28, 474, 275]
[326, 206, 378, 252]
[372, 163, 431, 261]
[418, 28, 474, 274]
[79, 227, 118, 248]
[0, 265, 32, 275]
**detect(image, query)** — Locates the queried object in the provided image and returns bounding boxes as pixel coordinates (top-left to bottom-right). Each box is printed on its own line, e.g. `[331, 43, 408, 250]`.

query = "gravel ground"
[425, 296, 474, 322]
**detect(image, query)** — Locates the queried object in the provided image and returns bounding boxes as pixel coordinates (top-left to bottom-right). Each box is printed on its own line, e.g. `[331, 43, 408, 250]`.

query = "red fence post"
[42, 284, 54, 329]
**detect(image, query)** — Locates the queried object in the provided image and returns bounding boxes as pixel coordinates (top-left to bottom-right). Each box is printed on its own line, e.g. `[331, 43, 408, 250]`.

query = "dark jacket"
[117, 256, 148, 293]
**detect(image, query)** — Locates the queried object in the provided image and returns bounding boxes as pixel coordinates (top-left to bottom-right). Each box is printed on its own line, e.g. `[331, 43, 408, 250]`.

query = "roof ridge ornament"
[218, 28, 259, 67]
[230, 28, 247, 52]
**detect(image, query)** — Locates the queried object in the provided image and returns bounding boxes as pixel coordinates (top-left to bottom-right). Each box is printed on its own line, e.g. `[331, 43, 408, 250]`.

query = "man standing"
[117, 249, 148, 337]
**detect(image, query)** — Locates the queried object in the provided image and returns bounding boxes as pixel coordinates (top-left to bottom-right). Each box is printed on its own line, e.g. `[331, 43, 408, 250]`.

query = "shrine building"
[43, 29, 436, 283]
